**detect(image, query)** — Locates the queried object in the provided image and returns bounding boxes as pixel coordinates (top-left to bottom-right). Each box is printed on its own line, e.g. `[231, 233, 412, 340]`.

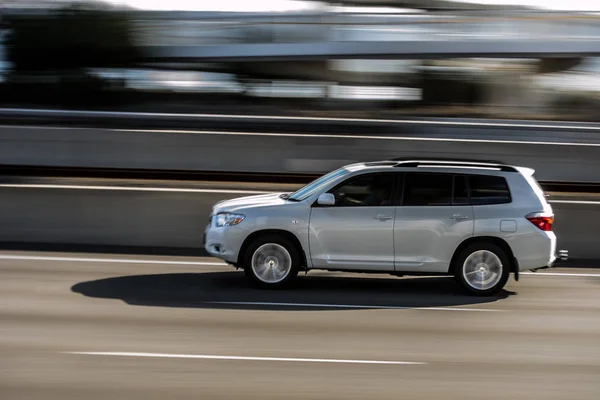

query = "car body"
[204, 159, 567, 295]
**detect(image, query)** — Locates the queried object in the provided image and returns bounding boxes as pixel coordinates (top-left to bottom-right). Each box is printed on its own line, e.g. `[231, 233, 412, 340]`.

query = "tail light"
[526, 212, 554, 231]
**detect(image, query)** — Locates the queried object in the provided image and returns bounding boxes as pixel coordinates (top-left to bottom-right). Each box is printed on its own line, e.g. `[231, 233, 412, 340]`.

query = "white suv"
[204, 160, 567, 296]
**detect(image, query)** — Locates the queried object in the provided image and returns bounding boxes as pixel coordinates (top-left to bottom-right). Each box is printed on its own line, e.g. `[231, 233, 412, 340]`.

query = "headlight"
[214, 212, 245, 227]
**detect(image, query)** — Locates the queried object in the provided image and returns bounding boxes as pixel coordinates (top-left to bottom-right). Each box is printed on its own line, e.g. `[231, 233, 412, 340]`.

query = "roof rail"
[391, 157, 507, 164]
[392, 159, 518, 172]
[363, 160, 399, 167]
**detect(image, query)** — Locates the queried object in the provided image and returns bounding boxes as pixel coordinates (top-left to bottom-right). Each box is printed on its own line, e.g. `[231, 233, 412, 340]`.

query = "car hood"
[212, 192, 287, 214]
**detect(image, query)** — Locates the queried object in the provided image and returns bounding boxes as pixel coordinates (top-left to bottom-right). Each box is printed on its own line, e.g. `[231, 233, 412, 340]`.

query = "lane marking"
[521, 272, 600, 277]
[65, 351, 425, 365]
[1, 255, 599, 277]
[8, 121, 600, 146]
[4, 107, 600, 131]
[0, 255, 225, 266]
[549, 200, 600, 205]
[0, 184, 269, 194]
[209, 301, 501, 312]
[118, 128, 600, 147]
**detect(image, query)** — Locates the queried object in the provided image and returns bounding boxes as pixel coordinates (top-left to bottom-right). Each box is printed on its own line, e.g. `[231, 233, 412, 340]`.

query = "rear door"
[394, 173, 474, 273]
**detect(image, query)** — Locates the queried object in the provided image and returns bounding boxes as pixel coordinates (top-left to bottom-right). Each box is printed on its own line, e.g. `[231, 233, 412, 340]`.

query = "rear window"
[468, 175, 511, 205]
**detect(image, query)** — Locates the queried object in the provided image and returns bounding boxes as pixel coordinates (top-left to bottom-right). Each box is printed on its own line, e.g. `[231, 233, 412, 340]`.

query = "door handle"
[450, 214, 469, 220]
[374, 214, 393, 220]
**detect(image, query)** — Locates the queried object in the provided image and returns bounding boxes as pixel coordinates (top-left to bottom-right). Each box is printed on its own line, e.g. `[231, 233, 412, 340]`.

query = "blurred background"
[1, 2, 600, 400]
[2, 0, 600, 120]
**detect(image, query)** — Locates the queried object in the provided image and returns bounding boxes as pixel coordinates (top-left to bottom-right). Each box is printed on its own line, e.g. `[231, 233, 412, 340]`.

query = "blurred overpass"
[129, 10, 594, 93]
[112, 9, 595, 108]
[1, 8, 597, 109]
[135, 11, 600, 63]
[322, 0, 532, 10]
[1, 8, 595, 83]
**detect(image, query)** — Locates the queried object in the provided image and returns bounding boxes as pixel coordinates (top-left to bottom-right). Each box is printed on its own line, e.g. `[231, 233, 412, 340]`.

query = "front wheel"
[243, 235, 300, 289]
[453, 242, 510, 296]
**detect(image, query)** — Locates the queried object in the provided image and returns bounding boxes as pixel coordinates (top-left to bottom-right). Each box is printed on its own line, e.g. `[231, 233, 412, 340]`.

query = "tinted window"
[453, 176, 470, 205]
[403, 173, 453, 206]
[329, 173, 395, 207]
[469, 175, 511, 205]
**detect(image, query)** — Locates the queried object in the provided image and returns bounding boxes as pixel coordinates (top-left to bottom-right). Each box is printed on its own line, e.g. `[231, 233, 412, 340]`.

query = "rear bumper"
[531, 249, 569, 271]
[513, 231, 556, 271]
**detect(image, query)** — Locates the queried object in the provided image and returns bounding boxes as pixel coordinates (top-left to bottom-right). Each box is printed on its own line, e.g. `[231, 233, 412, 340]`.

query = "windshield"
[288, 167, 350, 201]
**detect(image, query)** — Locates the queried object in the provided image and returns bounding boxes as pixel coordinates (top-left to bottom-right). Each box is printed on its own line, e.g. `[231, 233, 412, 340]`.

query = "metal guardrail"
[3, 107, 600, 130]
[3, 109, 600, 185]
[1, 164, 600, 194]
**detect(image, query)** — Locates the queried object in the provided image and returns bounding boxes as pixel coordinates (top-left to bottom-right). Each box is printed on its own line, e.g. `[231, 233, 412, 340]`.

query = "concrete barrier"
[0, 184, 598, 261]
[2, 124, 600, 182]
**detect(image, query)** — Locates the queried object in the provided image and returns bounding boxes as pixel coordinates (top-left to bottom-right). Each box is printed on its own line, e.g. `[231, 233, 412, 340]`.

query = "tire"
[243, 234, 300, 289]
[453, 242, 511, 296]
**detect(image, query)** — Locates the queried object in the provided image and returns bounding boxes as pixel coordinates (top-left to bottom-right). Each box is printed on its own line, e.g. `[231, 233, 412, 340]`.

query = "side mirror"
[317, 193, 335, 206]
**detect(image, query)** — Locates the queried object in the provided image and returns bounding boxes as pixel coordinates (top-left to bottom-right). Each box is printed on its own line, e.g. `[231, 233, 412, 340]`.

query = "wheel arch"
[449, 236, 516, 275]
[237, 229, 308, 270]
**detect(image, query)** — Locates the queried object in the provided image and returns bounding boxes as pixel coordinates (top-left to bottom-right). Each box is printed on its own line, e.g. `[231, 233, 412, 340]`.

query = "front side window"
[329, 173, 395, 207]
[403, 173, 453, 206]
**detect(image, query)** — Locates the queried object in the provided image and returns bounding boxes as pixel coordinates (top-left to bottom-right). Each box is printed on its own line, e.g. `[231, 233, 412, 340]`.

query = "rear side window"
[453, 175, 470, 206]
[468, 175, 511, 205]
[403, 173, 453, 206]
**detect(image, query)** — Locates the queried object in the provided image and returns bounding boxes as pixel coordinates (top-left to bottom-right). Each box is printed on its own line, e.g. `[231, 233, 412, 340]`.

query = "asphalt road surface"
[1, 251, 599, 400]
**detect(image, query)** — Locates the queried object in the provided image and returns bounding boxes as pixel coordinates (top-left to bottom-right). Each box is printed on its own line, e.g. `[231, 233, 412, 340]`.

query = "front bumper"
[203, 224, 247, 264]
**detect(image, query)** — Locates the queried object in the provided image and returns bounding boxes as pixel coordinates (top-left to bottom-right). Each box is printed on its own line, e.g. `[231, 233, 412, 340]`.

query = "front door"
[308, 172, 398, 271]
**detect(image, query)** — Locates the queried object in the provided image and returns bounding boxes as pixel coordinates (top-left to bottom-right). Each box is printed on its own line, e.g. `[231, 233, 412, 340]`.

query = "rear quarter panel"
[472, 172, 555, 270]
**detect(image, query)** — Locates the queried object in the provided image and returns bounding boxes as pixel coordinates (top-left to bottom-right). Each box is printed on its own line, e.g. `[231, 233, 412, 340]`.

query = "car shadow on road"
[71, 271, 515, 311]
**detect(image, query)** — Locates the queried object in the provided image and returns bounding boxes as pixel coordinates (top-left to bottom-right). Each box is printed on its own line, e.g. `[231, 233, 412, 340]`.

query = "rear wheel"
[243, 235, 299, 289]
[453, 242, 510, 296]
